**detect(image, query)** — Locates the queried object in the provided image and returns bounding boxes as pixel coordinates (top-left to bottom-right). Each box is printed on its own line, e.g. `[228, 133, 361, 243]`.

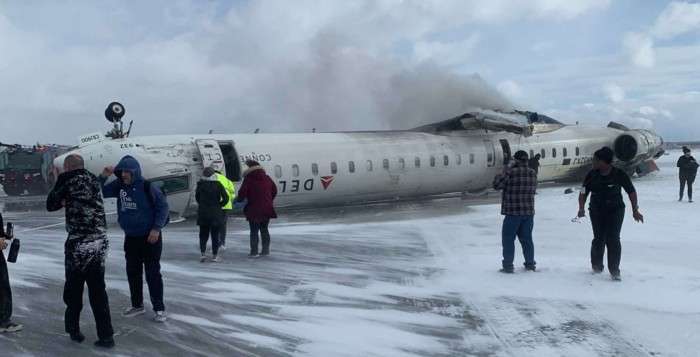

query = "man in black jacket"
[0, 213, 22, 333]
[195, 167, 229, 262]
[46, 154, 114, 348]
[677, 146, 698, 202]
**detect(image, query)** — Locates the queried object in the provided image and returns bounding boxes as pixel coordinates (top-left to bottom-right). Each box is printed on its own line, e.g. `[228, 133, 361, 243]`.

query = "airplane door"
[484, 140, 496, 167]
[499, 139, 512, 165]
[195, 139, 226, 174]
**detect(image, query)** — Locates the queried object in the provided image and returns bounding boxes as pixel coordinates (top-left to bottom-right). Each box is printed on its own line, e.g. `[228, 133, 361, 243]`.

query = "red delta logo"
[321, 176, 335, 190]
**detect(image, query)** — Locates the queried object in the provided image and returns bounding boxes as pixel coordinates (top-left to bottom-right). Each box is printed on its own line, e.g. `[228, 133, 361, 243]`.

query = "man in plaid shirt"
[493, 150, 538, 273]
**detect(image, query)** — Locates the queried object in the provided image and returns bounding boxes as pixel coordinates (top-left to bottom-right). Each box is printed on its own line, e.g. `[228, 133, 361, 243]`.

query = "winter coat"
[677, 155, 699, 178]
[195, 177, 228, 227]
[100, 155, 169, 237]
[216, 173, 236, 210]
[47, 168, 109, 272]
[235, 166, 277, 223]
[528, 157, 540, 174]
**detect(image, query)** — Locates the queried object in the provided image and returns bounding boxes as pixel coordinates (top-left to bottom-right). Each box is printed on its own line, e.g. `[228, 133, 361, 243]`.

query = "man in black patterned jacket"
[493, 150, 538, 273]
[47, 154, 114, 348]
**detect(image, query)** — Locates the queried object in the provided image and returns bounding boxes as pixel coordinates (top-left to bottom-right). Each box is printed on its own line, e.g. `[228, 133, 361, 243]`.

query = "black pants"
[249, 221, 270, 255]
[124, 234, 164, 312]
[589, 207, 625, 274]
[199, 225, 221, 256]
[219, 212, 230, 246]
[680, 175, 695, 200]
[0, 252, 12, 325]
[64, 258, 113, 340]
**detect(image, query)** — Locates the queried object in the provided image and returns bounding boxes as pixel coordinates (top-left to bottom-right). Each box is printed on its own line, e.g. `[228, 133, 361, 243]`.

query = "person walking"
[100, 155, 169, 322]
[578, 147, 644, 281]
[46, 154, 114, 348]
[677, 146, 698, 202]
[235, 160, 277, 257]
[493, 150, 538, 273]
[0, 213, 22, 333]
[215, 170, 235, 250]
[196, 167, 229, 262]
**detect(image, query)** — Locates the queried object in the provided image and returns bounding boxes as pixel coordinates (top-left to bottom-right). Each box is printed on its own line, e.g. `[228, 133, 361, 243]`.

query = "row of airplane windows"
[272, 146, 580, 178]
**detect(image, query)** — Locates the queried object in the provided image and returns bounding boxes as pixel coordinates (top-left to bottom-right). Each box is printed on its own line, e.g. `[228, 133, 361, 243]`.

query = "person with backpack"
[100, 155, 169, 322]
[196, 167, 229, 262]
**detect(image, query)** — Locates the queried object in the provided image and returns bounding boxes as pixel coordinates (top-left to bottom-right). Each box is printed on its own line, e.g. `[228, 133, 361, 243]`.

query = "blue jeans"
[501, 215, 535, 269]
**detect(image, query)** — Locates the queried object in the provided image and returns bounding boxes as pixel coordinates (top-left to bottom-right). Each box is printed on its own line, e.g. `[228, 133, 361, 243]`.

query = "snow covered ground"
[0, 150, 698, 356]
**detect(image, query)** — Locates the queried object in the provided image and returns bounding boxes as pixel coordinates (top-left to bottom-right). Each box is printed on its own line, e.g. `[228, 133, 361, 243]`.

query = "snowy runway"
[1, 151, 698, 356]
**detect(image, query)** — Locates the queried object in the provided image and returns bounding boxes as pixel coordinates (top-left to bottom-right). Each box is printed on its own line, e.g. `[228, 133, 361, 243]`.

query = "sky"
[0, 0, 698, 144]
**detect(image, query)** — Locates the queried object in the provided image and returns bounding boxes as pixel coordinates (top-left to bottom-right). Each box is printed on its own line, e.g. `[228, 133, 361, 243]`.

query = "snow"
[1, 150, 698, 356]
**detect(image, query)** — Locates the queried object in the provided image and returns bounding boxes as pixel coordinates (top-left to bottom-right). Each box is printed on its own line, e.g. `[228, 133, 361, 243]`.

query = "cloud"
[412, 35, 481, 67]
[622, 32, 656, 68]
[497, 80, 524, 100]
[651, 1, 700, 39]
[604, 83, 626, 103]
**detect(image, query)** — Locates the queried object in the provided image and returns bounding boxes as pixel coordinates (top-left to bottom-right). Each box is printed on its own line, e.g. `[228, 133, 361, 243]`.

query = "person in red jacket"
[235, 160, 278, 257]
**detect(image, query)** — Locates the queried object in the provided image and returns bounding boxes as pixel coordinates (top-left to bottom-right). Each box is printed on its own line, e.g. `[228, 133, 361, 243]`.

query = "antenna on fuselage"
[254, 128, 260, 134]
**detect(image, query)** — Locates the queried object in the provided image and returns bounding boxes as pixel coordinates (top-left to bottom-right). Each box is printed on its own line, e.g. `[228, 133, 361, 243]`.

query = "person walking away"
[493, 150, 538, 273]
[46, 154, 114, 348]
[0, 213, 22, 333]
[578, 147, 644, 281]
[677, 146, 698, 202]
[196, 167, 229, 262]
[100, 155, 169, 322]
[235, 160, 277, 257]
[215, 170, 235, 250]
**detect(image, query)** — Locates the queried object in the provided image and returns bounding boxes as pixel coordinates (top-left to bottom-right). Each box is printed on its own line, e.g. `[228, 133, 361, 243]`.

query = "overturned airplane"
[55, 103, 664, 219]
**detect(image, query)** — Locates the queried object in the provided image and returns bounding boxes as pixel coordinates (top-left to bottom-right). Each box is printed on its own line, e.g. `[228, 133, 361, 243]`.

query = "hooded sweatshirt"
[100, 155, 169, 237]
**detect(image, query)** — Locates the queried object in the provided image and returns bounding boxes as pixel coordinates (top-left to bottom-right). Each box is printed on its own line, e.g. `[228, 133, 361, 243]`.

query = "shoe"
[260, 250, 270, 257]
[94, 338, 115, 348]
[219, 244, 226, 251]
[592, 265, 604, 274]
[499, 268, 514, 274]
[200, 255, 207, 263]
[122, 306, 146, 317]
[611, 272, 622, 281]
[70, 331, 85, 343]
[248, 253, 259, 258]
[524, 265, 536, 272]
[154, 311, 167, 323]
[212, 255, 220, 263]
[690, 200, 694, 203]
[0, 322, 24, 333]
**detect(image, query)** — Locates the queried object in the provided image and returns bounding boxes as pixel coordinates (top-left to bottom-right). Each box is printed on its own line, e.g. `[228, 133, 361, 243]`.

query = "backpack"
[144, 180, 171, 226]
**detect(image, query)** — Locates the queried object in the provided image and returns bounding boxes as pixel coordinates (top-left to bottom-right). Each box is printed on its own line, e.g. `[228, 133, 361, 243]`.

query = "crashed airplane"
[54, 103, 664, 219]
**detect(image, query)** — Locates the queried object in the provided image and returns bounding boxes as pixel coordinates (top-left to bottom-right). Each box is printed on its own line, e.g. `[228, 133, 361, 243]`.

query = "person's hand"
[633, 209, 644, 223]
[577, 209, 586, 218]
[0, 238, 7, 251]
[147, 229, 160, 244]
[101, 166, 114, 177]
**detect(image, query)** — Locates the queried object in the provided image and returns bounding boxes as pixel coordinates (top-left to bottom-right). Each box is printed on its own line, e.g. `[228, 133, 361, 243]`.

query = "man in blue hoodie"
[100, 155, 169, 323]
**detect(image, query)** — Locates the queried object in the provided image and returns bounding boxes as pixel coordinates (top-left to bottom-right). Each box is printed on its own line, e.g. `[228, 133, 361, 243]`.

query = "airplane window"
[457, 154, 462, 165]
[383, 159, 390, 170]
[552, 148, 557, 158]
[149, 174, 190, 195]
[541, 149, 546, 159]
[349, 161, 355, 173]
[430, 156, 436, 167]
[563, 148, 568, 157]
[331, 162, 338, 174]
[443, 155, 449, 166]
[529, 150, 534, 158]
[487, 153, 493, 164]
[576, 147, 580, 156]
[274, 165, 282, 178]
[367, 160, 373, 172]
[398, 158, 405, 169]
[292, 164, 300, 177]
[415, 157, 421, 168]
[312, 163, 319, 176]
[469, 153, 475, 164]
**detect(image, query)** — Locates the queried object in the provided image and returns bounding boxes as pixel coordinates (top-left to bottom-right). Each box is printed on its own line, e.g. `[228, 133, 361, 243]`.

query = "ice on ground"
[0, 150, 698, 356]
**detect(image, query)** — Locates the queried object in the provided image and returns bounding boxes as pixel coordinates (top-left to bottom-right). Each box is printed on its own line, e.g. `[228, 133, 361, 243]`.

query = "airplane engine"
[613, 129, 664, 165]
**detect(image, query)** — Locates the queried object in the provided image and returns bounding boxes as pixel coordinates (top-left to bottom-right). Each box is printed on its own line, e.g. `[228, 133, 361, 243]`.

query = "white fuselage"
[58, 123, 662, 218]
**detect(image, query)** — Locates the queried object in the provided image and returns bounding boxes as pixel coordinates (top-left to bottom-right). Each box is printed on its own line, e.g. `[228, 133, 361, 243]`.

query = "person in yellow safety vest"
[215, 171, 236, 250]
